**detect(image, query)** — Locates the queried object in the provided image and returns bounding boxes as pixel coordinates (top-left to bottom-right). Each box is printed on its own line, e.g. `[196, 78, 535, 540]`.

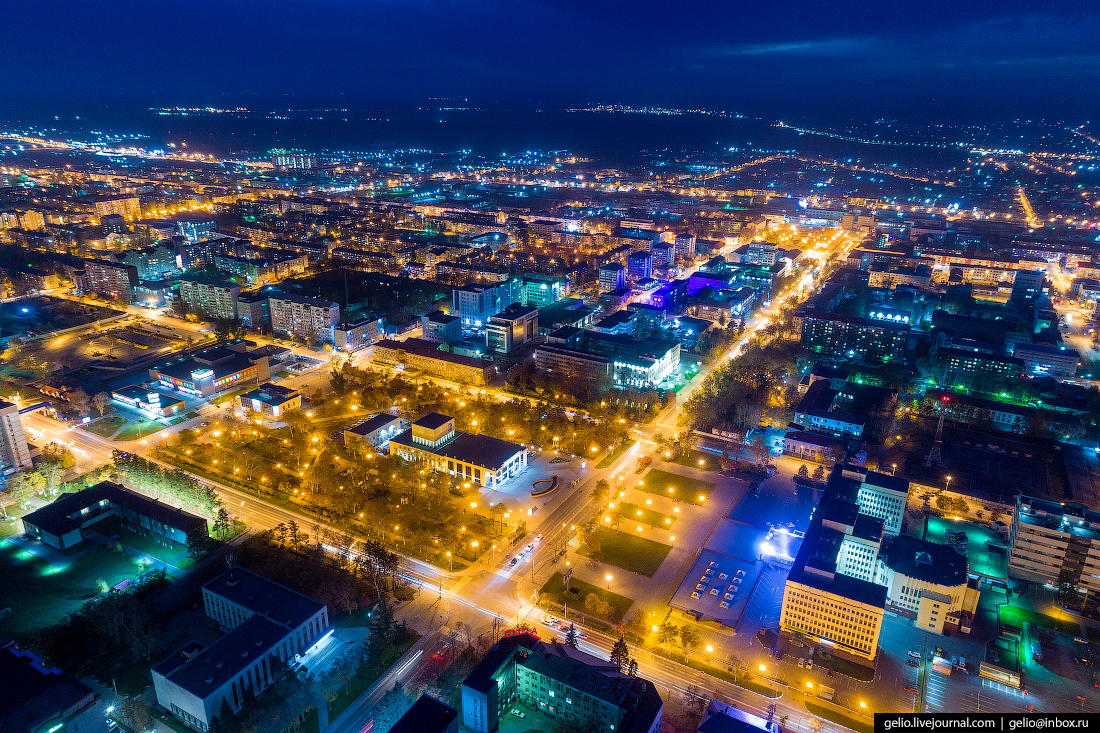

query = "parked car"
[510, 709, 526, 719]
[907, 651, 921, 659]
[907, 660, 920, 668]
[805, 659, 813, 670]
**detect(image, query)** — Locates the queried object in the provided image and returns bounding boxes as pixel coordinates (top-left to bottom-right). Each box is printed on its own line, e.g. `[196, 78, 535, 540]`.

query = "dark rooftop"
[881, 534, 969, 586]
[0, 641, 98, 733]
[463, 633, 542, 694]
[203, 567, 325, 629]
[346, 413, 404, 436]
[413, 412, 453, 430]
[21, 481, 206, 540]
[390, 428, 524, 472]
[389, 694, 459, 733]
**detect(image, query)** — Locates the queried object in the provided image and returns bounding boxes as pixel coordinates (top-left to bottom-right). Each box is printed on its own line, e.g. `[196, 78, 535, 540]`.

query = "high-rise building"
[83, 259, 139, 303]
[673, 233, 696, 261]
[521, 275, 566, 308]
[0, 400, 32, 474]
[486, 304, 538, 354]
[799, 311, 908, 366]
[452, 280, 522, 327]
[94, 195, 141, 220]
[178, 275, 241, 321]
[1009, 494, 1100, 593]
[175, 216, 216, 242]
[268, 293, 340, 343]
[271, 150, 318, 170]
[598, 262, 626, 293]
[627, 251, 652, 281]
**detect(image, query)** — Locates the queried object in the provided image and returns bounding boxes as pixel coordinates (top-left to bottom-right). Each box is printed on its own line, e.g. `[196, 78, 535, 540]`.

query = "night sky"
[6, 1, 1099, 118]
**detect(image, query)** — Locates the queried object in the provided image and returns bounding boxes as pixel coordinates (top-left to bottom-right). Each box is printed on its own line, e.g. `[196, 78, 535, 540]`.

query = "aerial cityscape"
[1, 3, 1099, 733]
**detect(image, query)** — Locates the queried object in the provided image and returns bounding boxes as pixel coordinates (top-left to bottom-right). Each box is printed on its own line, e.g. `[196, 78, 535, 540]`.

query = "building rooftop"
[346, 413, 404, 437]
[881, 534, 968, 586]
[203, 567, 325, 629]
[240, 383, 299, 406]
[374, 338, 493, 370]
[0, 641, 98, 733]
[493, 303, 538, 321]
[413, 412, 453, 430]
[390, 428, 524, 472]
[463, 633, 542, 694]
[21, 481, 206, 541]
[153, 615, 289, 699]
[151, 347, 259, 384]
[389, 695, 458, 733]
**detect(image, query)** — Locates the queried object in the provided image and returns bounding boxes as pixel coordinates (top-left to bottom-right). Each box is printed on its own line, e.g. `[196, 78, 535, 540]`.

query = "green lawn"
[81, 415, 127, 438]
[670, 449, 719, 470]
[578, 528, 672, 577]
[617, 502, 675, 530]
[635, 469, 714, 505]
[115, 419, 167, 442]
[596, 439, 636, 469]
[999, 604, 1080, 636]
[539, 572, 634, 623]
[86, 516, 194, 569]
[0, 539, 147, 635]
[806, 703, 873, 733]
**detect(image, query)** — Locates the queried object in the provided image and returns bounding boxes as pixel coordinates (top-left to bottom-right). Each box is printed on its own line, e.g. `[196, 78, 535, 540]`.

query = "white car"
[535, 534, 544, 542]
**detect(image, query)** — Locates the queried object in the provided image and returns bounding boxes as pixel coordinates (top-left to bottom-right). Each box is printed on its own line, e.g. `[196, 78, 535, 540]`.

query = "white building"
[0, 400, 32, 474]
[876, 534, 979, 635]
[389, 412, 527, 490]
[268, 293, 340, 343]
[153, 568, 329, 731]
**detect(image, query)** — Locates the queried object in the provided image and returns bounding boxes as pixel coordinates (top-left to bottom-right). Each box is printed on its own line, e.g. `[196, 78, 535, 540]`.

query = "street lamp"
[605, 573, 612, 589]
[447, 551, 452, 572]
[892, 463, 897, 475]
[945, 474, 953, 492]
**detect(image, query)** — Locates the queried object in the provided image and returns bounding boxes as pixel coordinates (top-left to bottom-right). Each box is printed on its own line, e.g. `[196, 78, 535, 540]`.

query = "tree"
[3, 470, 44, 510]
[564, 623, 579, 649]
[69, 387, 91, 416]
[626, 657, 639, 676]
[92, 392, 111, 416]
[936, 495, 952, 511]
[679, 625, 700, 661]
[812, 464, 825, 481]
[584, 592, 613, 620]
[186, 526, 207, 558]
[214, 507, 231, 538]
[590, 479, 611, 505]
[610, 636, 630, 672]
[579, 520, 602, 554]
[798, 464, 809, 478]
[657, 623, 679, 650]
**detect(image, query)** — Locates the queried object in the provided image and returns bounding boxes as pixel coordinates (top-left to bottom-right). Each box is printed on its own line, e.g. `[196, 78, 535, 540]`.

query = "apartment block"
[268, 293, 340, 343]
[1009, 495, 1100, 593]
[178, 275, 241, 321]
[0, 400, 33, 474]
[83, 259, 139, 303]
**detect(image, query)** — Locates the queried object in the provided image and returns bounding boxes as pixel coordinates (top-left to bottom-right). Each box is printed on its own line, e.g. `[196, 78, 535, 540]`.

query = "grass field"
[115, 418, 167, 442]
[806, 703, 872, 733]
[669, 449, 719, 470]
[86, 516, 193, 569]
[617, 502, 675, 530]
[999, 604, 1080, 636]
[597, 439, 636, 469]
[635, 469, 714, 505]
[539, 572, 634, 623]
[578, 527, 672, 577]
[0, 538, 145, 635]
[81, 415, 127, 438]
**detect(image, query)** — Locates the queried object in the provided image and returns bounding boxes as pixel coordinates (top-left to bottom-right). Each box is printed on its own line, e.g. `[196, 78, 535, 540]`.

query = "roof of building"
[0, 641, 98, 733]
[112, 385, 186, 409]
[22, 481, 206, 540]
[424, 310, 460, 325]
[390, 428, 525, 472]
[389, 695, 459, 733]
[346, 413, 404, 437]
[493, 303, 538, 321]
[179, 274, 238, 288]
[374, 338, 494, 370]
[240, 383, 299, 406]
[153, 615, 290, 699]
[151, 347, 259, 383]
[881, 534, 968, 587]
[697, 700, 777, 733]
[203, 567, 325, 629]
[413, 412, 453, 430]
[463, 633, 543, 694]
[266, 291, 339, 308]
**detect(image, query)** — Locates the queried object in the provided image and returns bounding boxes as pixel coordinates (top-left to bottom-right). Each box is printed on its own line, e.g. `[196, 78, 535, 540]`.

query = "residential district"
[1, 127, 1100, 733]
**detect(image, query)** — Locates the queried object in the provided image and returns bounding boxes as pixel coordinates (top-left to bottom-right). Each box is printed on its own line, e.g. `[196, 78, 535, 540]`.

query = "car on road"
[577, 631, 588, 639]
[904, 687, 919, 695]
[432, 650, 446, 661]
[535, 534, 544, 542]
[805, 659, 812, 670]
[510, 709, 526, 719]
[525, 543, 534, 553]
[907, 660, 919, 668]
[509, 557, 518, 566]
